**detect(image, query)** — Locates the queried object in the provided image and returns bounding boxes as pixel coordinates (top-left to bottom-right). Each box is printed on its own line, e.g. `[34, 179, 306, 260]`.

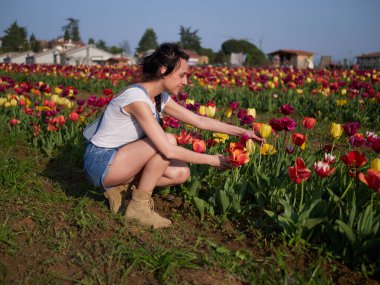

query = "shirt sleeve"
[161, 92, 171, 110]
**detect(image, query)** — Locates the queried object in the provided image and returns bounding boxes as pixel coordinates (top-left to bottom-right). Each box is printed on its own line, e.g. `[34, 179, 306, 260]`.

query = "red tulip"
[323, 153, 336, 164]
[288, 157, 311, 184]
[358, 169, 380, 194]
[313, 161, 336, 178]
[9, 119, 20, 126]
[192, 139, 206, 153]
[69, 111, 80, 122]
[302, 117, 316, 129]
[341, 151, 367, 168]
[292, 133, 307, 146]
[176, 130, 193, 145]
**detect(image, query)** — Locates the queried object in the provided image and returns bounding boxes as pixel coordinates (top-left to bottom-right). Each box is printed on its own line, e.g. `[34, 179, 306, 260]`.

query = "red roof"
[356, 52, 380, 58]
[268, 49, 314, 56]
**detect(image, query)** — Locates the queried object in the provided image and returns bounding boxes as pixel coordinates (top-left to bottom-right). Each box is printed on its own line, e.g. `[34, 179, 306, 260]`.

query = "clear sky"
[1, 0, 379, 63]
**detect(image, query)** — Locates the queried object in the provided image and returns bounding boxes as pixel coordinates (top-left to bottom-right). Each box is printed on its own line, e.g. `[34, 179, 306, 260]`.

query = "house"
[3, 51, 34, 64]
[61, 44, 113, 65]
[182, 49, 201, 66]
[26, 48, 62, 64]
[267, 49, 315, 69]
[356, 52, 380, 69]
[0, 52, 17, 63]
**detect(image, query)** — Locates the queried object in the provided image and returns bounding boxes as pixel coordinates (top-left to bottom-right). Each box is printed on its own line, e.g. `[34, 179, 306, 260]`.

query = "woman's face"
[162, 58, 188, 95]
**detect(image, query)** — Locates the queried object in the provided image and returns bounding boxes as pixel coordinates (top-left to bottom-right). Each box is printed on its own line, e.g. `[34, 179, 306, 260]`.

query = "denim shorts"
[83, 142, 118, 190]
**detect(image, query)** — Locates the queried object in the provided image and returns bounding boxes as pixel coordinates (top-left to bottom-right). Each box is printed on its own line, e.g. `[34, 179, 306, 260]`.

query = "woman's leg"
[103, 133, 189, 191]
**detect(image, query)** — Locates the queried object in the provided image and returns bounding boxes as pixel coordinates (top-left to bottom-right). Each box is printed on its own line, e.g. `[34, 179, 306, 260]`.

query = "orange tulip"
[302, 117, 317, 129]
[192, 139, 206, 153]
[358, 169, 380, 194]
[226, 142, 250, 167]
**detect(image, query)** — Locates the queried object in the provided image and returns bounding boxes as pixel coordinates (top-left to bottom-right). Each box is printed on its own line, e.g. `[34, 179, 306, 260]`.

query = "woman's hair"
[140, 43, 189, 82]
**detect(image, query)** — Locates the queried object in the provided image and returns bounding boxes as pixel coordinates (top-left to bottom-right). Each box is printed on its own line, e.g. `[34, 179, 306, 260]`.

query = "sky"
[1, 0, 380, 63]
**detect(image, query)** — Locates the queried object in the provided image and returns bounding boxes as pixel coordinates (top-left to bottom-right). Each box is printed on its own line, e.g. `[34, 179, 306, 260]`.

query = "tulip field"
[0, 62, 379, 284]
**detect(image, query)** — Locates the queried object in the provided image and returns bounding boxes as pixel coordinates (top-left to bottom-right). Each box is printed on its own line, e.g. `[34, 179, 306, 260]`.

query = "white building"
[3, 51, 34, 64]
[26, 48, 62, 64]
[62, 44, 113, 65]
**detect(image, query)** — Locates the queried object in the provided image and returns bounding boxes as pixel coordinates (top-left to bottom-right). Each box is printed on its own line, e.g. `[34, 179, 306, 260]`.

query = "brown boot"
[104, 184, 131, 214]
[125, 189, 172, 229]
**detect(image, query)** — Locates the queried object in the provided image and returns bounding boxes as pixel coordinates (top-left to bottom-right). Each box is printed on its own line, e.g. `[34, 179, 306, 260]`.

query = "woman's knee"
[174, 164, 190, 184]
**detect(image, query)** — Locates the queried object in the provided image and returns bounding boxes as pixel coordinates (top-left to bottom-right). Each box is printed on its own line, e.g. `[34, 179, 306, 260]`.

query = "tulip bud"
[330, 123, 343, 140]
[246, 139, 255, 154]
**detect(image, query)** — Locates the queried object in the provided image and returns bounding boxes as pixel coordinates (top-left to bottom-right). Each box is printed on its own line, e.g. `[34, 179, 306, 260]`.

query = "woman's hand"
[245, 130, 265, 144]
[210, 154, 233, 170]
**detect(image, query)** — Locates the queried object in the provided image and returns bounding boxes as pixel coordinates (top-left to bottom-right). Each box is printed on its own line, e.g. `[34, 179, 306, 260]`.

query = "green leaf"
[264, 210, 275, 218]
[193, 197, 207, 220]
[336, 220, 356, 243]
[188, 177, 201, 197]
[215, 190, 230, 215]
[303, 218, 324, 230]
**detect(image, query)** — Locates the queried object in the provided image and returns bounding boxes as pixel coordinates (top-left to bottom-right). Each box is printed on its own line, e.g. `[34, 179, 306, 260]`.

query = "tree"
[88, 37, 95, 45]
[178, 26, 201, 53]
[29, 33, 41, 53]
[95, 39, 107, 50]
[136, 28, 158, 55]
[221, 39, 267, 66]
[61, 18, 81, 42]
[1, 21, 29, 52]
[108, 45, 123, 54]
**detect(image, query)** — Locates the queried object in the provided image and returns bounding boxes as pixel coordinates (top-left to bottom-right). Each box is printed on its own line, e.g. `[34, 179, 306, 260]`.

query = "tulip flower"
[69, 111, 79, 122]
[212, 132, 229, 143]
[224, 107, 232, 118]
[292, 133, 307, 146]
[245, 139, 256, 154]
[358, 169, 380, 194]
[330, 123, 344, 140]
[349, 133, 365, 148]
[286, 145, 295, 154]
[341, 151, 367, 168]
[192, 139, 206, 153]
[279, 104, 295, 115]
[343, 121, 360, 136]
[176, 130, 193, 144]
[288, 157, 311, 184]
[9, 119, 20, 126]
[302, 117, 316, 129]
[280, 117, 297, 132]
[226, 142, 250, 167]
[205, 102, 216, 118]
[198, 105, 206, 116]
[246, 108, 256, 118]
[323, 153, 336, 164]
[259, 124, 272, 138]
[260, 143, 277, 155]
[313, 161, 336, 178]
[371, 158, 380, 171]
[229, 101, 239, 111]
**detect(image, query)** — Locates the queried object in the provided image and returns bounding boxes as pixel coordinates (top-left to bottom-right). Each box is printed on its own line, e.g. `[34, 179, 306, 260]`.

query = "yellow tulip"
[260, 143, 277, 155]
[205, 105, 216, 118]
[371, 158, 380, 171]
[224, 107, 232, 118]
[54, 87, 62, 94]
[51, 94, 59, 103]
[10, 99, 17, 106]
[185, 99, 194, 105]
[247, 108, 256, 118]
[213, 133, 229, 143]
[198, 106, 206, 116]
[330, 123, 343, 140]
[300, 142, 306, 151]
[259, 124, 272, 138]
[246, 139, 255, 154]
[341, 88, 347, 95]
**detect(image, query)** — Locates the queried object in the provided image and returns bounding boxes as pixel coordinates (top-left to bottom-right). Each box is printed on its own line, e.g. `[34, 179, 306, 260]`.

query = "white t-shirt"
[91, 86, 171, 148]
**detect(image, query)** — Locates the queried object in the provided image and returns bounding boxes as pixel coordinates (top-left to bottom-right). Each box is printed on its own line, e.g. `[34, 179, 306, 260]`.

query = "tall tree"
[29, 33, 41, 53]
[136, 28, 158, 55]
[178, 26, 201, 53]
[2, 21, 29, 52]
[88, 37, 95, 45]
[61, 18, 81, 41]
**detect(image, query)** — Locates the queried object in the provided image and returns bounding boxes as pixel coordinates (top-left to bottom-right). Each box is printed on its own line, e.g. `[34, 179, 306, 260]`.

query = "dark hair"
[139, 43, 189, 125]
[140, 43, 189, 82]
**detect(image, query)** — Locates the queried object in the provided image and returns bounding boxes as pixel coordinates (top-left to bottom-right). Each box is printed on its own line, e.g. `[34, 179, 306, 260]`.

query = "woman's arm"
[124, 101, 230, 169]
[164, 98, 262, 141]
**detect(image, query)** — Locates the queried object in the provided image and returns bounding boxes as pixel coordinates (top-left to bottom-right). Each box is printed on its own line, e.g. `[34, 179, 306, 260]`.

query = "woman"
[84, 43, 262, 229]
